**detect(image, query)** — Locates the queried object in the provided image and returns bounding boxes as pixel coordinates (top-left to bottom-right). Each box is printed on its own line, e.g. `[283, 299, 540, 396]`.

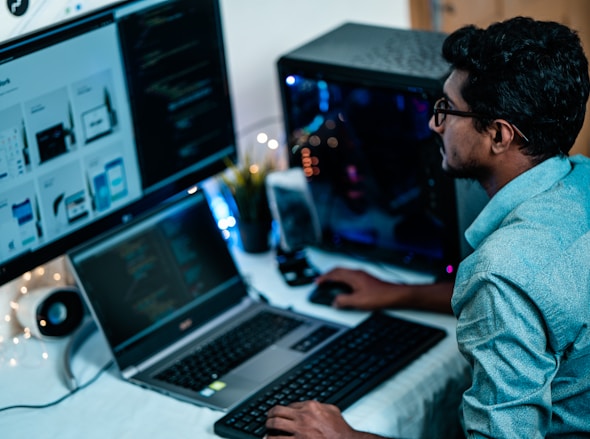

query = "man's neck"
[480, 151, 536, 198]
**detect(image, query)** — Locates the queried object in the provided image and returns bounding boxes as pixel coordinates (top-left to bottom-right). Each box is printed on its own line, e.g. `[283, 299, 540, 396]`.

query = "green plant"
[219, 154, 273, 224]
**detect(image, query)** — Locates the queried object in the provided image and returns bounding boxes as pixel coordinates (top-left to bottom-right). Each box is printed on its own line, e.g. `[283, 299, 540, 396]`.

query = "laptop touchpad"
[233, 346, 302, 381]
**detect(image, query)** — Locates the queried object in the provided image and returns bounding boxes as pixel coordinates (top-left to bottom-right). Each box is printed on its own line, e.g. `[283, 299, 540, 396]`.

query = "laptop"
[66, 189, 348, 411]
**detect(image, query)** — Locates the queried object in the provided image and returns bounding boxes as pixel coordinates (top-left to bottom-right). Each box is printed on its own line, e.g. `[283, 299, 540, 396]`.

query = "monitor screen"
[0, 0, 236, 284]
[280, 73, 460, 276]
[1, 1, 126, 44]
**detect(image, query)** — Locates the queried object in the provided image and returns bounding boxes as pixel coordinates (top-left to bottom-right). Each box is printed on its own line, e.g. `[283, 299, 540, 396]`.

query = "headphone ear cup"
[17, 286, 85, 339]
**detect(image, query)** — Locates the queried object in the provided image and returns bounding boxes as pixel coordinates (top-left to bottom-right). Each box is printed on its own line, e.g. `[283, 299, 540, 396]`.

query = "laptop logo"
[179, 318, 193, 331]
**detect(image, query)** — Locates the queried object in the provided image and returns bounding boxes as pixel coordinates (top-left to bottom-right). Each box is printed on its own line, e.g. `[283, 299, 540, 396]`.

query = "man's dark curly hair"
[442, 16, 589, 161]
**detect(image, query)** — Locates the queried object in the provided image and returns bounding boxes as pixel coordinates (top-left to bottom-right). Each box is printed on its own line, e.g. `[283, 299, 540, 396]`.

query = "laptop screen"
[69, 191, 245, 366]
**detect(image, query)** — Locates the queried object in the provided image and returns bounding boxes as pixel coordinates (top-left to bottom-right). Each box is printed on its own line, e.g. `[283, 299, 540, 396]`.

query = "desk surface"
[0, 245, 469, 439]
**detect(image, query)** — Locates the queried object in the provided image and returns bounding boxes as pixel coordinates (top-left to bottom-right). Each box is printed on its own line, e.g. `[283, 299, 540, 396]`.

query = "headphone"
[16, 286, 99, 390]
[16, 286, 85, 339]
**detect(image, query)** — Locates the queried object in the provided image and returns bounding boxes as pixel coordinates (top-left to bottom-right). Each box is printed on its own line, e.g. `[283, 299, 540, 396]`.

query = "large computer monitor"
[0, 0, 237, 285]
[277, 23, 467, 277]
[1, 1, 126, 44]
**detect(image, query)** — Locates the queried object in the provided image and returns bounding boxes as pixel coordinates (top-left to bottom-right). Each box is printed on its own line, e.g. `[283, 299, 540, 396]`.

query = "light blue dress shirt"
[452, 155, 590, 438]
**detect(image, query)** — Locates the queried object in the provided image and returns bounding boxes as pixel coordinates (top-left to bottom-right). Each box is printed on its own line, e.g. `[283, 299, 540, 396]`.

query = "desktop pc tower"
[276, 23, 488, 277]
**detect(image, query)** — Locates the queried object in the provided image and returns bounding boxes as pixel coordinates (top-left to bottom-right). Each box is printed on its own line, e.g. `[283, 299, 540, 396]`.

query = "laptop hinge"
[122, 366, 140, 380]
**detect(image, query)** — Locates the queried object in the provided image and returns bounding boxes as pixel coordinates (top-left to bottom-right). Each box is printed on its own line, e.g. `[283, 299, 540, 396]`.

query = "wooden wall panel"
[410, 0, 590, 156]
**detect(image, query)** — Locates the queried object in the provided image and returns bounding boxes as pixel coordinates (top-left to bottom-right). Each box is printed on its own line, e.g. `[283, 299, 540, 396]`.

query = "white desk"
[0, 245, 470, 439]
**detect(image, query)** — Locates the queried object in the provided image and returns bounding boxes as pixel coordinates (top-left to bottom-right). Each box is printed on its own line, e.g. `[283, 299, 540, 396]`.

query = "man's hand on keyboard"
[264, 400, 383, 439]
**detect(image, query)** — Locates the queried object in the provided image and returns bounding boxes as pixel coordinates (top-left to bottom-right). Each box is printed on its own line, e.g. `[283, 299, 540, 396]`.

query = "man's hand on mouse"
[314, 268, 412, 310]
[315, 268, 455, 314]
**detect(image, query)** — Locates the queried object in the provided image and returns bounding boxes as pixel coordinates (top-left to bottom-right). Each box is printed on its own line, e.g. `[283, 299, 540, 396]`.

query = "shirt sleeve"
[454, 273, 558, 438]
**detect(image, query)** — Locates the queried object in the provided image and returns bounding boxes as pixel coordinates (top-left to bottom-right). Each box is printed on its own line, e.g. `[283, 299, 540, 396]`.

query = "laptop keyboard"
[154, 311, 304, 392]
[214, 312, 446, 439]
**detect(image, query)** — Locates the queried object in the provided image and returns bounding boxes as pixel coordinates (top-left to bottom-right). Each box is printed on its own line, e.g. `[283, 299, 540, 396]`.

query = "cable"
[241, 275, 270, 303]
[63, 318, 98, 391]
[0, 359, 114, 413]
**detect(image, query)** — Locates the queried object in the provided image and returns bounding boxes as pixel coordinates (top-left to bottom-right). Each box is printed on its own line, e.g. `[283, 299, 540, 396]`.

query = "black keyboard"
[214, 312, 446, 439]
[154, 311, 303, 392]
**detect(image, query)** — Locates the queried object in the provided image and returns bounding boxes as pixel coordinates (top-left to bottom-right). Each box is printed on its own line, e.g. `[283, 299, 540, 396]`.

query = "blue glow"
[318, 80, 329, 112]
[305, 115, 325, 133]
[285, 75, 298, 86]
[210, 195, 230, 219]
[217, 216, 236, 230]
[396, 94, 405, 110]
[47, 302, 67, 325]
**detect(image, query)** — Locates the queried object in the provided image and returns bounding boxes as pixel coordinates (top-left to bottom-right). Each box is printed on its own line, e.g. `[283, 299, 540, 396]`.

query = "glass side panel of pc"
[279, 72, 460, 277]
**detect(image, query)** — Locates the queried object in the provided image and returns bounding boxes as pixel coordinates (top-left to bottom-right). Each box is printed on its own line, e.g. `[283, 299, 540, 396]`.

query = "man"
[265, 16, 590, 438]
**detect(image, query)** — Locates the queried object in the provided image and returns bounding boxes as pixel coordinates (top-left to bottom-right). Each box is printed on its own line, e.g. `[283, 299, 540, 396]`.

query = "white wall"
[219, 0, 410, 148]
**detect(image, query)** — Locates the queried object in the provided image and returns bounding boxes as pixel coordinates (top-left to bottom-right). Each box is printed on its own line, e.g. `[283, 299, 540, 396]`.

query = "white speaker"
[16, 286, 85, 339]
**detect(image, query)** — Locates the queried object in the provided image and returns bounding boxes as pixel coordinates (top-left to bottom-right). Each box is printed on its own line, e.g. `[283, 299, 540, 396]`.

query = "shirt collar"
[465, 156, 572, 250]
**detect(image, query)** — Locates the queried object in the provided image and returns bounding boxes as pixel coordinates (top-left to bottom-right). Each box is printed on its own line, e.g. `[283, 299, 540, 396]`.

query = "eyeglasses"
[432, 97, 529, 143]
[432, 97, 484, 127]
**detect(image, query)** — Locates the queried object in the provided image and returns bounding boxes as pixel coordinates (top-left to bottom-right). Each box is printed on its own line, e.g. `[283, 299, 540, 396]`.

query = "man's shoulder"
[460, 203, 585, 290]
[516, 156, 590, 229]
[570, 153, 590, 166]
[566, 154, 590, 184]
[457, 154, 590, 301]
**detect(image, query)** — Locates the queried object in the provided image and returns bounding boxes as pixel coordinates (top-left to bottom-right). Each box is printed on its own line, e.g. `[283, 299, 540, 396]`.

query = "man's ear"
[489, 120, 515, 154]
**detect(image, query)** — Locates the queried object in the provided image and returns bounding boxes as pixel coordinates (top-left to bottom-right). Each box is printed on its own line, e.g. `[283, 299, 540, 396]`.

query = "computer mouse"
[308, 280, 353, 306]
